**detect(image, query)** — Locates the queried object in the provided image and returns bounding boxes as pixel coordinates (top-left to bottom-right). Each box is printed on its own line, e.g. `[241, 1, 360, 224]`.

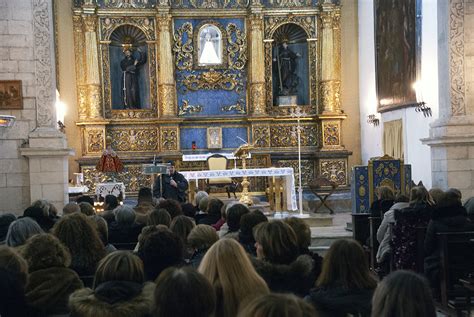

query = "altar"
[181, 167, 297, 211]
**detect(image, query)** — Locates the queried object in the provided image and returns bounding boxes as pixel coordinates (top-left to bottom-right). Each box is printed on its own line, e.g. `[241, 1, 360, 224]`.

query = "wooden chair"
[437, 231, 474, 315]
[206, 154, 237, 198]
[352, 213, 372, 265]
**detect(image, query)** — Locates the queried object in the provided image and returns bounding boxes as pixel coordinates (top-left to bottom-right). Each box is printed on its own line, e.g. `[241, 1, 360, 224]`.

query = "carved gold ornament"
[180, 70, 243, 93]
[275, 159, 314, 187]
[226, 23, 247, 70]
[107, 128, 159, 152]
[87, 129, 105, 153]
[252, 125, 270, 148]
[221, 99, 246, 114]
[320, 159, 347, 186]
[270, 124, 318, 147]
[173, 22, 194, 71]
[161, 127, 179, 151]
[323, 121, 340, 146]
[178, 99, 203, 116]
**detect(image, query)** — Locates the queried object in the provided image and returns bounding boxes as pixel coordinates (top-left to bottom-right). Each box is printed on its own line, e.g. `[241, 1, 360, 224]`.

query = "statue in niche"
[274, 40, 301, 96]
[120, 46, 147, 109]
[198, 25, 222, 65]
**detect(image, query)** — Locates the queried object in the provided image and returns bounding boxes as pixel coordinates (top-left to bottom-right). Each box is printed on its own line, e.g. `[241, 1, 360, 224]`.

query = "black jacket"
[153, 172, 188, 203]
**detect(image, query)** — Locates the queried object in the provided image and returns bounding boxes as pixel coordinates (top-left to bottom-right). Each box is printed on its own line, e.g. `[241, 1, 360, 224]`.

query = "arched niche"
[109, 24, 150, 110]
[271, 23, 309, 107]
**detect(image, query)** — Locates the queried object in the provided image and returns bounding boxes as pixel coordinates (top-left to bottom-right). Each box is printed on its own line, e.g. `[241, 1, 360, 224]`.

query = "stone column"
[82, 6, 103, 120]
[422, 0, 474, 198]
[248, 9, 266, 116]
[19, 0, 74, 211]
[157, 7, 176, 117]
[319, 5, 340, 114]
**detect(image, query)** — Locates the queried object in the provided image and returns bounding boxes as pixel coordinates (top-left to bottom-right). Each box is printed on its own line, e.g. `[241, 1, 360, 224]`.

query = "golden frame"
[207, 127, 223, 149]
[193, 20, 228, 70]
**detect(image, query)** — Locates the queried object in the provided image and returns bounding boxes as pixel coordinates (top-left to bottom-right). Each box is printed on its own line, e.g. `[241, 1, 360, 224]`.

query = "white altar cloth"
[180, 167, 297, 211]
[95, 182, 126, 200]
[182, 152, 251, 161]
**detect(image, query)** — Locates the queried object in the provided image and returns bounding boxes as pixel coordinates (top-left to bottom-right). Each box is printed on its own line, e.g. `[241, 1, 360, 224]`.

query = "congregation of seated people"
[2, 186, 470, 317]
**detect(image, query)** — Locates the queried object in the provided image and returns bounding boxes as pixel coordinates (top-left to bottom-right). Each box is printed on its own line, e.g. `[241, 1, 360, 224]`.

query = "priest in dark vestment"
[120, 47, 146, 109]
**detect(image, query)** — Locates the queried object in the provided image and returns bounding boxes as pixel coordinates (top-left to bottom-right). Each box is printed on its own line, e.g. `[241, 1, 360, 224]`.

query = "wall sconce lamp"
[412, 81, 432, 117]
[367, 114, 380, 126]
[0, 115, 16, 128]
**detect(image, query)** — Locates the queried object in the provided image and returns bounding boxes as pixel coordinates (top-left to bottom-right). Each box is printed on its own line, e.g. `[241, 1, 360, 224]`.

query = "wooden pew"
[368, 216, 382, 270]
[437, 231, 474, 315]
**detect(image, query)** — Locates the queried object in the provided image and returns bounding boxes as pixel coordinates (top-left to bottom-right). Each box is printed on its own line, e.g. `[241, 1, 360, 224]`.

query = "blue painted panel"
[352, 166, 369, 213]
[222, 127, 247, 149]
[180, 128, 207, 150]
[371, 159, 402, 193]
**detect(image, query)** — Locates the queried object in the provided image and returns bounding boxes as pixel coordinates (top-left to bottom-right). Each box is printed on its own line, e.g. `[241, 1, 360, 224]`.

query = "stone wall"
[0, 0, 73, 215]
[0, 0, 37, 213]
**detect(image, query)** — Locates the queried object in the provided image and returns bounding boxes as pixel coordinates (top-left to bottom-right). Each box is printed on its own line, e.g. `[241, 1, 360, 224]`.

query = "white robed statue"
[199, 33, 220, 64]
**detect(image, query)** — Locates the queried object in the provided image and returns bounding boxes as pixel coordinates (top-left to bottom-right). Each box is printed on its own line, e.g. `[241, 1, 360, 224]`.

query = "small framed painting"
[207, 127, 222, 149]
[0, 80, 22, 110]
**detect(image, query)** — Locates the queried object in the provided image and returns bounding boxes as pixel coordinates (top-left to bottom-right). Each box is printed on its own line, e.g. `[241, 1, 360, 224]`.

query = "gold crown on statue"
[122, 43, 135, 53]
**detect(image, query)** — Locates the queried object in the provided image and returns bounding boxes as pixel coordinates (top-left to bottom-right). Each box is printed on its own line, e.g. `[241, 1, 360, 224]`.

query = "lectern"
[142, 164, 169, 196]
[233, 143, 254, 205]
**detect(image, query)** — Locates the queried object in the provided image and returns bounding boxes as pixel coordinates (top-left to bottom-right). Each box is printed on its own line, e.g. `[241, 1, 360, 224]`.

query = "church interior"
[1, 0, 474, 316]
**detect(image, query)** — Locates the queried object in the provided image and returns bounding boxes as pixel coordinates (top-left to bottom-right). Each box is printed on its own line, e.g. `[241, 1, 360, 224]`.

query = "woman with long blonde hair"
[198, 238, 269, 317]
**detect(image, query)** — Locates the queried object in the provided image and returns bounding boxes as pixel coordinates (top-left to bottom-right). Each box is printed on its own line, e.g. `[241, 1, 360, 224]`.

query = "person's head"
[76, 195, 95, 206]
[141, 230, 184, 281]
[198, 238, 269, 317]
[23, 206, 47, 220]
[137, 187, 153, 205]
[148, 208, 172, 227]
[181, 203, 197, 218]
[284, 217, 311, 252]
[104, 194, 119, 211]
[409, 186, 434, 206]
[90, 215, 110, 246]
[447, 188, 462, 201]
[239, 210, 268, 244]
[226, 203, 250, 232]
[154, 267, 216, 317]
[206, 198, 224, 218]
[63, 202, 80, 215]
[167, 161, 176, 175]
[0, 213, 16, 242]
[187, 224, 218, 250]
[371, 270, 436, 317]
[199, 196, 209, 213]
[6, 217, 43, 247]
[52, 213, 105, 269]
[464, 197, 474, 216]
[22, 233, 71, 272]
[253, 220, 299, 265]
[437, 190, 463, 209]
[124, 49, 132, 57]
[0, 246, 28, 288]
[114, 205, 136, 226]
[428, 188, 444, 205]
[31, 199, 57, 218]
[170, 215, 195, 245]
[158, 199, 183, 219]
[238, 293, 317, 317]
[78, 202, 95, 216]
[93, 251, 144, 288]
[317, 239, 377, 290]
[282, 41, 288, 49]
[194, 191, 209, 207]
[376, 186, 395, 201]
[394, 194, 409, 204]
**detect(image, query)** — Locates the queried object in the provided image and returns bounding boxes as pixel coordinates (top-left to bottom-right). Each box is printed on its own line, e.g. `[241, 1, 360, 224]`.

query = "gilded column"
[332, 8, 342, 113]
[73, 14, 88, 121]
[157, 9, 176, 117]
[248, 10, 266, 116]
[319, 7, 338, 114]
[82, 12, 103, 120]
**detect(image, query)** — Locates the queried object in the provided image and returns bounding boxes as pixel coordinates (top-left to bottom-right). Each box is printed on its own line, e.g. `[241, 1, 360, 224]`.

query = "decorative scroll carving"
[159, 84, 176, 116]
[172, 0, 249, 9]
[226, 23, 247, 70]
[320, 80, 337, 113]
[86, 129, 105, 153]
[178, 100, 203, 116]
[250, 82, 266, 115]
[322, 121, 340, 146]
[270, 124, 318, 147]
[161, 127, 179, 151]
[88, 85, 103, 119]
[265, 0, 311, 6]
[252, 125, 270, 148]
[450, 0, 465, 116]
[221, 99, 245, 114]
[111, 110, 157, 119]
[264, 15, 316, 39]
[180, 70, 243, 93]
[308, 40, 318, 109]
[320, 159, 347, 186]
[274, 159, 314, 188]
[173, 22, 194, 71]
[82, 164, 152, 196]
[103, 0, 153, 8]
[100, 17, 156, 42]
[77, 85, 88, 120]
[107, 128, 159, 152]
[33, 0, 56, 128]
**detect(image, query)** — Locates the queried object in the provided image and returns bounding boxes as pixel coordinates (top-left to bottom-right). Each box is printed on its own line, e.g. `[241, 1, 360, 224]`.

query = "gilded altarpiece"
[71, 0, 351, 196]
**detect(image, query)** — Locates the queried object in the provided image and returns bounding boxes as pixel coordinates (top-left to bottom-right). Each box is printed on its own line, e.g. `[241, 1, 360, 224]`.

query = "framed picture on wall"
[207, 127, 222, 149]
[374, 0, 421, 112]
[0, 80, 22, 110]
